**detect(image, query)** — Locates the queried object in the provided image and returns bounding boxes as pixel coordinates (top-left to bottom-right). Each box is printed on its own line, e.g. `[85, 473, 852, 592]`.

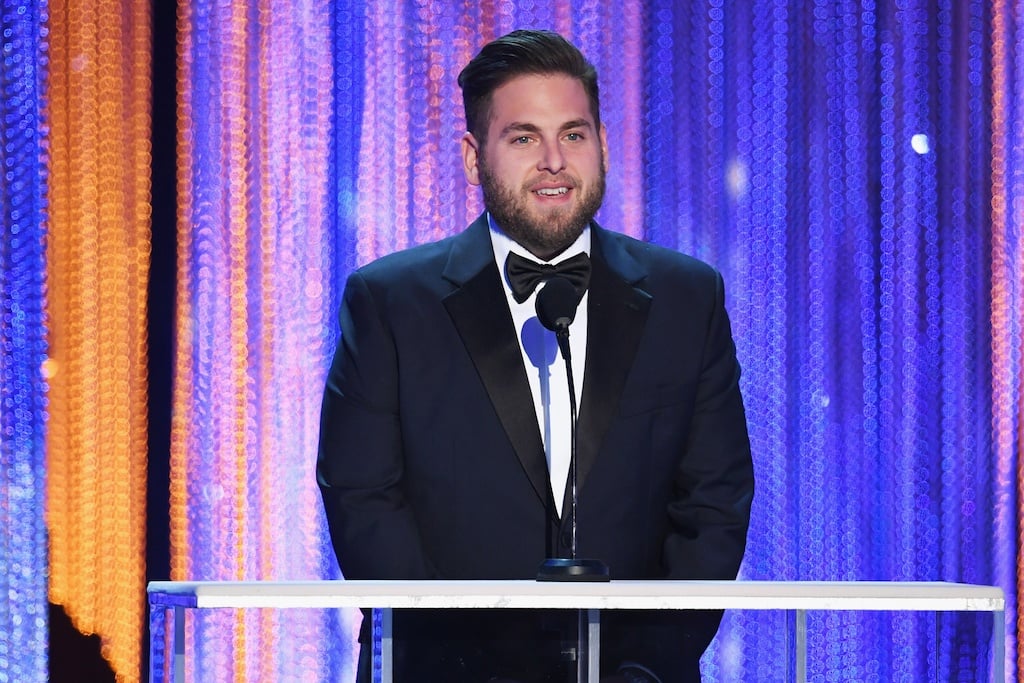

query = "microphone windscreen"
[535, 276, 579, 332]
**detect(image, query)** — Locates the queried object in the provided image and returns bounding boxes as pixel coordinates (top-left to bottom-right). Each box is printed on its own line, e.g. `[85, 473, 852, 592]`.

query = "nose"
[538, 139, 566, 174]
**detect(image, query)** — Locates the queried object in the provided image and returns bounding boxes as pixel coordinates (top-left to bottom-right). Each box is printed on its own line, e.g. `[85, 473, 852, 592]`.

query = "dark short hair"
[458, 29, 600, 145]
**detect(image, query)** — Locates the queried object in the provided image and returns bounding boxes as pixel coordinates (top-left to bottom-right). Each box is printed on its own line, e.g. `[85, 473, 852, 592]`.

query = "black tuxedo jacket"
[318, 215, 754, 682]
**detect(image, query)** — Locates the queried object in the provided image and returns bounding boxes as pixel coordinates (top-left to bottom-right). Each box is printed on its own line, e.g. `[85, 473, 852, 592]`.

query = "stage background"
[1, 0, 1022, 681]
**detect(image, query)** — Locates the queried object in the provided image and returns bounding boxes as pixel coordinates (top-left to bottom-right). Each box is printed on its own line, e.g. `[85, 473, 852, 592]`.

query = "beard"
[478, 157, 606, 260]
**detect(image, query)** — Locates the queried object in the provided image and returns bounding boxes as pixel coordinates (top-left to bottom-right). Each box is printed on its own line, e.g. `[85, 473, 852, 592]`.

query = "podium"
[147, 579, 1005, 682]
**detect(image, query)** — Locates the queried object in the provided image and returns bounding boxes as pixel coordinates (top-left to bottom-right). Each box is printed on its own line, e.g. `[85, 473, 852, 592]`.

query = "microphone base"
[536, 558, 610, 582]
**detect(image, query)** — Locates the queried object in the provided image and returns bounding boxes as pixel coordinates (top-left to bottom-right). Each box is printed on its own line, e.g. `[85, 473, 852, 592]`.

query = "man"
[318, 29, 754, 683]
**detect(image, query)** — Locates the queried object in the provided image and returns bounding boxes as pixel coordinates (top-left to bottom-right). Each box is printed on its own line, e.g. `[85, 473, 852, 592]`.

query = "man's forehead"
[485, 74, 595, 127]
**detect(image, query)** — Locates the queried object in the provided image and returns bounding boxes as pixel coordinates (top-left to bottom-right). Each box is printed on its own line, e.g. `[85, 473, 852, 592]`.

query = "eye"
[512, 135, 532, 145]
[565, 132, 584, 142]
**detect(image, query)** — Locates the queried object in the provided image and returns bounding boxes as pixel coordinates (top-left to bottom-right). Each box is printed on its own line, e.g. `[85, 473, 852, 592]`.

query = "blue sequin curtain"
[652, 2, 1004, 679]
[2, 0, 1019, 679]
[0, 0, 50, 681]
[326, 1, 1017, 680]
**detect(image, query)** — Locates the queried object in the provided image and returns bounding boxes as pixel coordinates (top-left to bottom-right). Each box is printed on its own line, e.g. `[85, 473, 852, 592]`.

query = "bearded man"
[317, 29, 754, 683]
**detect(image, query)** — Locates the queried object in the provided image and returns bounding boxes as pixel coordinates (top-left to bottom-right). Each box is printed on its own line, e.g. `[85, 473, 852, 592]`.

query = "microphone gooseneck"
[534, 276, 609, 583]
[536, 276, 579, 558]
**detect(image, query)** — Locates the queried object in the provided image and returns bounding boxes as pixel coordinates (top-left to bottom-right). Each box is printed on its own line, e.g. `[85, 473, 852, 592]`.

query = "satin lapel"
[442, 218, 553, 510]
[569, 226, 651, 512]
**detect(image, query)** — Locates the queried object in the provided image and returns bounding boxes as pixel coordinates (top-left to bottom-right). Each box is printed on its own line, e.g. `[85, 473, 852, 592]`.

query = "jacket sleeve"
[662, 269, 753, 582]
[606, 270, 754, 682]
[316, 270, 436, 580]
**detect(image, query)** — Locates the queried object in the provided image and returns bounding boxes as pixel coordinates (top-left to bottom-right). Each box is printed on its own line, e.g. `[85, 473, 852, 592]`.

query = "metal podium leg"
[376, 607, 392, 683]
[587, 610, 600, 683]
[174, 606, 185, 683]
[148, 605, 165, 683]
[795, 610, 806, 683]
[575, 609, 600, 683]
[993, 609, 1004, 683]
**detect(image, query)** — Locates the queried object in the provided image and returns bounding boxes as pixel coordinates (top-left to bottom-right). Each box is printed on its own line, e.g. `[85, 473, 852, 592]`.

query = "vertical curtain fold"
[0, 1, 50, 681]
[989, 0, 1023, 672]
[173, 0, 348, 679]
[161, 0, 1020, 680]
[6, 0, 1017, 678]
[44, 0, 151, 679]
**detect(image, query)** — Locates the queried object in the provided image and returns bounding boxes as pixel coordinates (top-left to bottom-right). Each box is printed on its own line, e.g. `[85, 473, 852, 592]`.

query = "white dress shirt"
[488, 214, 589, 517]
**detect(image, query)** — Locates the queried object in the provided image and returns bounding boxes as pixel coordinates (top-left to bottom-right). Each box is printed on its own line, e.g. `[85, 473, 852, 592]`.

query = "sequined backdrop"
[2, 0, 1022, 681]
[44, 0, 153, 678]
[1, 1, 49, 681]
[169, 1, 1021, 680]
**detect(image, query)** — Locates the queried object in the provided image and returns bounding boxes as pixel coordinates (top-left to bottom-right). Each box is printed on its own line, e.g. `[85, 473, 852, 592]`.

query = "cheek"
[492, 161, 529, 189]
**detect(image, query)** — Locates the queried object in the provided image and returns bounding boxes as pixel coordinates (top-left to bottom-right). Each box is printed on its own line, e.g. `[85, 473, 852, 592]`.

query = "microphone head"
[535, 276, 579, 333]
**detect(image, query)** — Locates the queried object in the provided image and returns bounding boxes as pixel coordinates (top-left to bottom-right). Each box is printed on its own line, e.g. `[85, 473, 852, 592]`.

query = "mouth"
[532, 186, 571, 198]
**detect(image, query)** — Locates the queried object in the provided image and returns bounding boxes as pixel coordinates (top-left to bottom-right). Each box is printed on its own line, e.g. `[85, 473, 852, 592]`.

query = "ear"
[461, 132, 481, 186]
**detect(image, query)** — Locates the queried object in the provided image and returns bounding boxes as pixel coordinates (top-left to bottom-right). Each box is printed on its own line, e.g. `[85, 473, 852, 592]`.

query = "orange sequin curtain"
[45, 0, 152, 679]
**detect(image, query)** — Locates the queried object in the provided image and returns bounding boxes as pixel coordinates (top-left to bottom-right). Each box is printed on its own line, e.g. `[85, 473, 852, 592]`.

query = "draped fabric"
[991, 3, 1024, 679]
[2, 0, 1021, 680]
[1, 1, 50, 681]
[171, 0, 350, 679]
[44, 0, 152, 678]
[168, 1, 1022, 680]
[2, 0, 151, 678]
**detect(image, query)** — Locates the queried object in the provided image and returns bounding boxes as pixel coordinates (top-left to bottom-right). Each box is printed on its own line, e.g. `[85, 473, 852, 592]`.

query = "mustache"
[523, 174, 579, 191]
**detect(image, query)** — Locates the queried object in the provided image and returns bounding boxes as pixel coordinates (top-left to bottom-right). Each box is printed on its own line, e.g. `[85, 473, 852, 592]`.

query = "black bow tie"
[505, 251, 591, 304]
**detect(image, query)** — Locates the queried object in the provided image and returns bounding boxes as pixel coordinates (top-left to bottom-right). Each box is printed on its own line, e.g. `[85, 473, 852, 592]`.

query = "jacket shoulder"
[354, 235, 456, 284]
[597, 227, 722, 285]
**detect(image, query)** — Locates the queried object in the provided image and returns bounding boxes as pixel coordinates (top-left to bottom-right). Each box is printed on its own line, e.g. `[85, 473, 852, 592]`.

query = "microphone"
[535, 276, 577, 359]
[535, 276, 610, 583]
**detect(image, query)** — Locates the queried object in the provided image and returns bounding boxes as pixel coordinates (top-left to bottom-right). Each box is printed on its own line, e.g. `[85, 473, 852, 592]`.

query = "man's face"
[461, 73, 608, 260]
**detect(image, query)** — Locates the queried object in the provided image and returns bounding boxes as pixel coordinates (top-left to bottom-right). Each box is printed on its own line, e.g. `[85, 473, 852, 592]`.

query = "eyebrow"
[499, 118, 594, 138]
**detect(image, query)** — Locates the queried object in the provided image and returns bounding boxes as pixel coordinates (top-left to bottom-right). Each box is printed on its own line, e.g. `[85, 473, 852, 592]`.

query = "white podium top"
[147, 579, 1004, 613]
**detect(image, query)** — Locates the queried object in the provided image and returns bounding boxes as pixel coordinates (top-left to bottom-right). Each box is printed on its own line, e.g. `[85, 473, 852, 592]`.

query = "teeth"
[535, 187, 568, 196]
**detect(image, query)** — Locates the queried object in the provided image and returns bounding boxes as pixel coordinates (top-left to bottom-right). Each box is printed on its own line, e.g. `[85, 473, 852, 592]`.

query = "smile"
[534, 187, 569, 196]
